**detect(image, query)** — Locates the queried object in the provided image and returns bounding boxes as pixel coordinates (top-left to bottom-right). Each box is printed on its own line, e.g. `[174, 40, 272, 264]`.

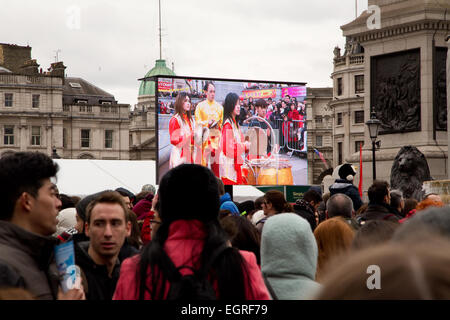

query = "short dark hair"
[303, 189, 322, 204]
[368, 180, 390, 204]
[254, 99, 267, 108]
[0, 152, 59, 220]
[203, 81, 215, 92]
[216, 177, 225, 196]
[59, 194, 75, 210]
[390, 189, 403, 209]
[85, 191, 129, 224]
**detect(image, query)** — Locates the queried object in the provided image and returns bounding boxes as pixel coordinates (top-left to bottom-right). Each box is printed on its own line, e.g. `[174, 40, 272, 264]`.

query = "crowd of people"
[1, 151, 449, 301]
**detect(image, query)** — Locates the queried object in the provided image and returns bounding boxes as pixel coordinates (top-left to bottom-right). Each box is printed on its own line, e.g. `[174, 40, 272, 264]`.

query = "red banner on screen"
[158, 80, 173, 92]
[282, 86, 307, 97]
[242, 89, 277, 99]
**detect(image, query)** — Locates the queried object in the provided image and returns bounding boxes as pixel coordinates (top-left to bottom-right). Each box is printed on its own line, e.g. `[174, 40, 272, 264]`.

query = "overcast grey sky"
[1, 0, 368, 107]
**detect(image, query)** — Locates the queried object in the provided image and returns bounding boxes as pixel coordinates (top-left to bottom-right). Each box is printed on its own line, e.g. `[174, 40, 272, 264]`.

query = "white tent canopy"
[53, 159, 264, 201]
[53, 159, 156, 196]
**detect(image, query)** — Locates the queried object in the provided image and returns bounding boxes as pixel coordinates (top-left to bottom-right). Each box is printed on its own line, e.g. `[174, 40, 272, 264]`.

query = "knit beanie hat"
[76, 190, 112, 222]
[141, 184, 156, 195]
[55, 208, 77, 235]
[339, 163, 356, 181]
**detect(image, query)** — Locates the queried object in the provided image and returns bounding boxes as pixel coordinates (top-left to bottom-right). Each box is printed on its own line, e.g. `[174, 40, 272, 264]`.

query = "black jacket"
[329, 179, 363, 211]
[358, 203, 399, 223]
[0, 221, 59, 299]
[293, 200, 316, 231]
[75, 241, 121, 300]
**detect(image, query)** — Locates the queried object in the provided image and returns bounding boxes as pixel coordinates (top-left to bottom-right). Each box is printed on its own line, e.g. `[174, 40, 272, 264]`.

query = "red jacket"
[113, 219, 270, 300]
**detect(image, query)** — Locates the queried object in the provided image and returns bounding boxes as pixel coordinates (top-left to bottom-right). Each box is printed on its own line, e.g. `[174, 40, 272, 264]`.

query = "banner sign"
[242, 89, 277, 100]
[256, 185, 312, 203]
[282, 86, 307, 98]
[158, 80, 172, 92]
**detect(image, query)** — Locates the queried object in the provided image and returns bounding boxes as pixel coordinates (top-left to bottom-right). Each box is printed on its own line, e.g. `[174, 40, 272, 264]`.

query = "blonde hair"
[314, 217, 355, 282]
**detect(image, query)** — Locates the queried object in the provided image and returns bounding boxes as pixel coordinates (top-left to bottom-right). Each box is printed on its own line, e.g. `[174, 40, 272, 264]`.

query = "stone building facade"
[305, 87, 333, 185]
[331, 0, 449, 191]
[0, 43, 130, 160]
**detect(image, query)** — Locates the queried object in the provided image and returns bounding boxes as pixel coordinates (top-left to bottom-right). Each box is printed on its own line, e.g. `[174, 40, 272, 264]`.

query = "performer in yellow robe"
[194, 81, 223, 177]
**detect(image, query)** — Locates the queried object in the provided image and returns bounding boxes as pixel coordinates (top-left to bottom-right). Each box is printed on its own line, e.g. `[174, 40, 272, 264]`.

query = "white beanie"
[55, 207, 77, 236]
[251, 210, 266, 226]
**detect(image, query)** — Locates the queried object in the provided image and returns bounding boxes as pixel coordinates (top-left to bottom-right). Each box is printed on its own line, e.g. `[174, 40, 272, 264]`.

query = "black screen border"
[149, 74, 308, 185]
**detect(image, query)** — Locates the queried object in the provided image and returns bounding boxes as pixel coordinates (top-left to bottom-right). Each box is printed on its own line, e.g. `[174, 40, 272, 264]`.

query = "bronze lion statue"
[390, 146, 432, 200]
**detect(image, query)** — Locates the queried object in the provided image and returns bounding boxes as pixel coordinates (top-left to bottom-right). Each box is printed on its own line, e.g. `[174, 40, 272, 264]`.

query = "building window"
[4, 93, 13, 107]
[4, 125, 14, 145]
[80, 105, 92, 113]
[338, 142, 343, 165]
[355, 141, 364, 153]
[337, 78, 343, 96]
[315, 116, 322, 124]
[337, 112, 343, 125]
[355, 110, 364, 124]
[32, 95, 40, 108]
[63, 128, 67, 148]
[76, 99, 88, 104]
[81, 129, 90, 148]
[316, 135, 323, 147]
[31, 126, 41, 146]
[355, 75, 364, 93]
[105, 130, 113, 149]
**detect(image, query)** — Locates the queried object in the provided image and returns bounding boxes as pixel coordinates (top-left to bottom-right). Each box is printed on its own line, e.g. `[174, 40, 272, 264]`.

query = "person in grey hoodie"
[261, 213, 321, 300]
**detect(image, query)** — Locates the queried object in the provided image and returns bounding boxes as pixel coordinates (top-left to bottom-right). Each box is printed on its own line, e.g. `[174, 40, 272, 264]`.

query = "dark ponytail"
[137, 164, 251, 300]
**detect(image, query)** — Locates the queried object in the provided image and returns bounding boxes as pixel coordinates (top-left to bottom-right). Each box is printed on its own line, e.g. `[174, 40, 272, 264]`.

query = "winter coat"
[358, 203, 399, 223]
[75, 241, 121, 300]
[293, 200, 317, 231]
[261, 213, 321, 300]
[113, 219, 270, 300]
[329, 179, 363, 211]
[0, 221, 59, 299]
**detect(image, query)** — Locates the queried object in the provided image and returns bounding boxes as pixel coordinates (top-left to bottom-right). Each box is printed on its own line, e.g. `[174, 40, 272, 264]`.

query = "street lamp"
[366, 112, 381, 180]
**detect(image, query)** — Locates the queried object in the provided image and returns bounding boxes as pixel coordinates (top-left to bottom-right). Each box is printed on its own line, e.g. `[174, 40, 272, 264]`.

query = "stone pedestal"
[423, 180, 450, 204]
[343, 0, 449, 189]
[447, 36, 450, 178]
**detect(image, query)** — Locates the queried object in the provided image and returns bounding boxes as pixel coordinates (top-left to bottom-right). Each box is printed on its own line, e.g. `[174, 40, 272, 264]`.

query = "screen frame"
[144, 74, 308, 185]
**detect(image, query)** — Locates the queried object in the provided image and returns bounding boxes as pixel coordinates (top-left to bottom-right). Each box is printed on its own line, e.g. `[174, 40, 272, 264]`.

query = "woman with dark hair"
[219, 92, 249, 185]
[168, 92, 199, 168]
[113, 164, 269, 300]
[220, 215, 261, 265]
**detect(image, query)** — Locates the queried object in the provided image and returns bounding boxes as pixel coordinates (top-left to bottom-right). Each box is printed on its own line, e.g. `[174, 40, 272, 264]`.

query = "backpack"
[165, 244, 230, 300]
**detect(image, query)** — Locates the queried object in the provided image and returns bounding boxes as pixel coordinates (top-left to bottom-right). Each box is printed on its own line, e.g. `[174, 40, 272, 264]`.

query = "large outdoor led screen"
[156, 76, 308, 186]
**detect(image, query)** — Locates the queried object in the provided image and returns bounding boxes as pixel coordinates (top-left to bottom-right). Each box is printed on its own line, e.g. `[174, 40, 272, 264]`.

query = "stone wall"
[0, 44, 32, 73]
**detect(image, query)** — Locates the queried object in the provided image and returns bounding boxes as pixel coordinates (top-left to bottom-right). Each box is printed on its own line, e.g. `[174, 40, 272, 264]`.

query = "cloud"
[1, 0, 362, 106]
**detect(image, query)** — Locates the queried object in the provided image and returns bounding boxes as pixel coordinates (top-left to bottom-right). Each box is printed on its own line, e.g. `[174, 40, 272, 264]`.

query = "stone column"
[447, 37, 450, 178]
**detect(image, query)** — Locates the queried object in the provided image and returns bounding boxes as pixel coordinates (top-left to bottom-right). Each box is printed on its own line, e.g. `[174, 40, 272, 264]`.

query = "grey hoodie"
[261, 213, 321, 300]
